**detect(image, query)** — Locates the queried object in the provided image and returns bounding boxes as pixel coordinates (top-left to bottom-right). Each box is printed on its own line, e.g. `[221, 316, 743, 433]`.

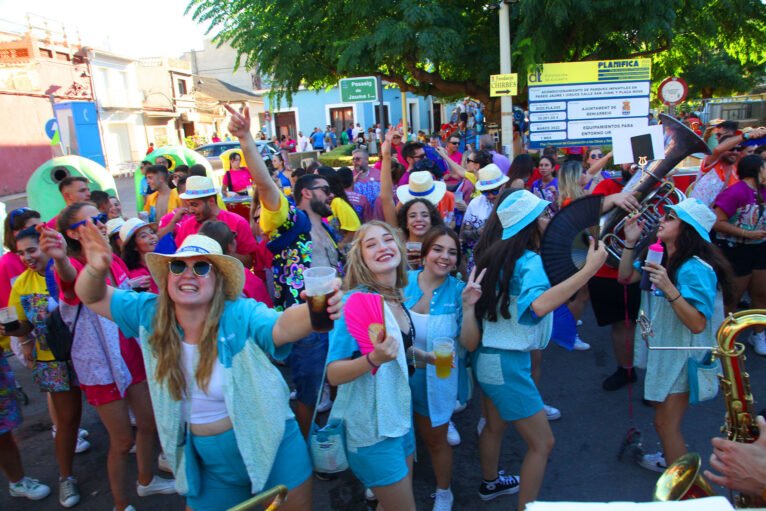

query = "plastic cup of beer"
[405, 242, 422, 268]
[303, 266, 337, 333]
[0, 307, 19, 333]
[432, 337, 455, 379]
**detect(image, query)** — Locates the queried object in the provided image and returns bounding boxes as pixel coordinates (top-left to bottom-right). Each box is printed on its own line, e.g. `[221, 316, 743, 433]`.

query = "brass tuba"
[600, 113, 710, 266]
[653, 310, 765, 506]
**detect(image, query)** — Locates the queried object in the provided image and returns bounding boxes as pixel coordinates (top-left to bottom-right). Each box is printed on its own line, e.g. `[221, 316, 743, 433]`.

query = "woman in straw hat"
[472, 190, 606, 509]
[73, 222, 343, 511]
[619, 198, 733, 474]
[379, 131, 444, 269]
[119, 218, 159, 293]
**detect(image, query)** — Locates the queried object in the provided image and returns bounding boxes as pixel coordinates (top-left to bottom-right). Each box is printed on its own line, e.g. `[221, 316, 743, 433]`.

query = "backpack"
[43, 261, 82, 361]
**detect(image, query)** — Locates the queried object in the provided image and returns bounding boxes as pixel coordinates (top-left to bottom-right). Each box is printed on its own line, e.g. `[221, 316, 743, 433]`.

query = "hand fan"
[345, 293, 386, 374]
[540, 194, 604, 285]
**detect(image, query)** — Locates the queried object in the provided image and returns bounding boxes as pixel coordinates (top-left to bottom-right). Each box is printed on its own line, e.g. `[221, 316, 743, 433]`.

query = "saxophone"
[654, 309, 763, 506]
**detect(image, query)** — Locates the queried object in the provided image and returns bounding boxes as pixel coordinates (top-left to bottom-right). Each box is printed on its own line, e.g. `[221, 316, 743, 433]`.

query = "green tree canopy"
[187, 0, 766, 107]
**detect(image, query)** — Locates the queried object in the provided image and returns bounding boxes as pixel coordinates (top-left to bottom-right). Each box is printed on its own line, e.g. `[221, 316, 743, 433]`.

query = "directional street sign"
[490, 73, 518, 97]
[339, 76, 379, 103]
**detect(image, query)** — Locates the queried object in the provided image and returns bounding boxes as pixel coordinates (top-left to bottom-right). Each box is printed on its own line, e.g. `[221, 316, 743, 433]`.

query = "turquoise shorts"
[409, 368, 430, 419]
[473, 347, 543, 422]
[346, 427, 415, 489]
[186, 419, 311, 511]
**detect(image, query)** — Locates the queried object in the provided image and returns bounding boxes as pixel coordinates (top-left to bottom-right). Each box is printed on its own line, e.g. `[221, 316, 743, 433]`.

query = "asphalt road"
[1, 178, 763, 510]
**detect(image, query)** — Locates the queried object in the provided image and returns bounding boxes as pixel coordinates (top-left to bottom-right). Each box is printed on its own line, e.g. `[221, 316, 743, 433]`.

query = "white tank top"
[409, 310, 429, 352]
[181, 341, 229, 424]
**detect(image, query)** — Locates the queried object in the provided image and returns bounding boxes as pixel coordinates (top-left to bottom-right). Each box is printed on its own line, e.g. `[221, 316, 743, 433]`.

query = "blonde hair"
[344, 221, 408, 302]
[558, 160, 585, 206]
[149, 267, 227, 400]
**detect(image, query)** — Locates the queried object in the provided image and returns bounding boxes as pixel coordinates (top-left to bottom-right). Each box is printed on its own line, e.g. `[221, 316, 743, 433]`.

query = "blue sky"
[0, 0, 209, 58]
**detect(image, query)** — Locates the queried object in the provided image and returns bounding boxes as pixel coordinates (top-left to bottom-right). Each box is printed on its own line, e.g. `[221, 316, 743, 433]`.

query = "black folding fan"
[540, 195, 604, 285]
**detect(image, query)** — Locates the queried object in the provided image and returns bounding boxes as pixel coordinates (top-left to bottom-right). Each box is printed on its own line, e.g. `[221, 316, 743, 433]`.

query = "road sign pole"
[499, 2, 514, 158]
[401, 90, 408, 139]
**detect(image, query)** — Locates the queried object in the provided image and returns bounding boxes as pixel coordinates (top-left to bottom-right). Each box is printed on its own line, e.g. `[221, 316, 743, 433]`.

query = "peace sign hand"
[462, 267, 487, 307]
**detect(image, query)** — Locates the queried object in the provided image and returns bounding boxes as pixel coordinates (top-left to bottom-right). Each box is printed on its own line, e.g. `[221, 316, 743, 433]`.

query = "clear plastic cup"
[432, 337, 455, 379]
[303, 267, 337, 332]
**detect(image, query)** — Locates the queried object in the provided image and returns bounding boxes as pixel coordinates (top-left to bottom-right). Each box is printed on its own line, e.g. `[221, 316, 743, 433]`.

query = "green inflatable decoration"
[26, 155, 118, 222]
[135, 146, 215, 211]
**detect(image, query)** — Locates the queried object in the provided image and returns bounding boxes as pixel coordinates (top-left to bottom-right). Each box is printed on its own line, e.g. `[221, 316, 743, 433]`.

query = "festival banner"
[527, 59, 652, 149]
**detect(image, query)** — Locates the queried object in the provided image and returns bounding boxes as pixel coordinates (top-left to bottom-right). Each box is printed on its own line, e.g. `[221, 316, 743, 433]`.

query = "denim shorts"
[346, 428, 415, 489]
[186, 419, 311, 511]
[288, 332, 328, 406]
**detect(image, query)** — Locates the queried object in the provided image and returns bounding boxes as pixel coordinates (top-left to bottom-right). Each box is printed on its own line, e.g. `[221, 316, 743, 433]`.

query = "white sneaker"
[158, 452, 172, 473]
[136, 476, 177, 496]
[447, 420, 461, 446]
[638, 452, 667, 473]
[576, 319, 583, 326]
[316, 384, 332, 413]
[9, 476, 51, 500]
[573, 335, 591, 351]
[59, 477, 80, 508]
[476, 416, 487, 437]
[454, 400, 467, 413]
[544, 404, 562, 421]
[750, 331, 766, 356]
[432, 488, 454, 511]
[51, 426, 89, 439]
[74, 437, 90, 454]
[364, 487, 376, 500]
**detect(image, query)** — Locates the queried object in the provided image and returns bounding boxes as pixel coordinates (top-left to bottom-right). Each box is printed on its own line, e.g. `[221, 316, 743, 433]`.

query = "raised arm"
[459, 267, 485, 352]
[617, 215, 642, 284]
[73, 221, 115, 320]
[435, 146, 467, 179]
[379, 130, 399, 227]
[580, 151, 613, 186]
[38, 225, 77, 300]
[271, 282, 344, 346]
[225, 105, 281, 211]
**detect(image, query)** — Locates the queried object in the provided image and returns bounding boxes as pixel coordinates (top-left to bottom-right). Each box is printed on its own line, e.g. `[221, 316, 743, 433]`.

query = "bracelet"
[623, 245, 636, 250]
[365, 353, 379, 370]
[667, 293, 682, 303]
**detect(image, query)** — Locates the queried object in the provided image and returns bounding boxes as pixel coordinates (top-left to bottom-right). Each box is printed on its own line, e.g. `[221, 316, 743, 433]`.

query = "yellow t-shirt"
[330, 198, 361, 232]
[144, 189, 183, 222]
[259, 193, 290, 236]
[8, 269, 55, 362]
[465, 172, 480, 199]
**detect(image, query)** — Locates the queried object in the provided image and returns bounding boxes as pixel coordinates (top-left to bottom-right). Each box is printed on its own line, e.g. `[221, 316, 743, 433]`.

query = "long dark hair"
[475, 219, 543, 322]
[421, 225, 462, 268]
[398, 199, 443, 239]
[665, 223, 735, 305]
[472, 188, 517, 259]
[507, 154, 536, 184]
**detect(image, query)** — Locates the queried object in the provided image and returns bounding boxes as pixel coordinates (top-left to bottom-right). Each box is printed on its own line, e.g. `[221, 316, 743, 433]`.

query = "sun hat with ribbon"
[119, 217, 157, 244]
[105, 218, 126, 238]
[475, 163, 510, 192]
[664, 198, 716, 242]
[497, 189, 551, 240]
[145, 234, 244, 300]
[179, 176, 218, 200]
[396, 171, 446, 205]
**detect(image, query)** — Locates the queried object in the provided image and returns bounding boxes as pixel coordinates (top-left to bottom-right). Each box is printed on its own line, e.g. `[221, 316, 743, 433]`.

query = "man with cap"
[174, 176, 257, 267]
[225, 105, 342, 439]
[460, 164, 509, 271]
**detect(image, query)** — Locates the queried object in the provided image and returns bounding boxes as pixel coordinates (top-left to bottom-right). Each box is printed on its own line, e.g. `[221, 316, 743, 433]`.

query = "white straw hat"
[145, 234, 244, 300]
[475, 164, 510, 192]
[119, 218, 157, 244]
[105, 218, 126, 237]
[179, 176, 218, 200]
[396, 171, 446, 205]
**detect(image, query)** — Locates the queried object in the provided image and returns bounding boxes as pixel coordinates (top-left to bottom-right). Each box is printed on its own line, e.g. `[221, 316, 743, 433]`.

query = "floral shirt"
[260, 195, 344, 311]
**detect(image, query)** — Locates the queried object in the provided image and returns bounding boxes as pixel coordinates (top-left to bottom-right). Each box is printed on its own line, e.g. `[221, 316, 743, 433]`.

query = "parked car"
[195, 141, 280, 171]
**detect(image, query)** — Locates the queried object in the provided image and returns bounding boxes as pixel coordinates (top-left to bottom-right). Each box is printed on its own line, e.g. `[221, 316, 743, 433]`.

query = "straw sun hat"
[145, 234, 244, 300]
[396, 171, 446, 205]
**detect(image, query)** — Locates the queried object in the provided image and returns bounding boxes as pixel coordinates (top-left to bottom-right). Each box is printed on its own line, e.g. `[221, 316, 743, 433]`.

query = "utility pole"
[499, 1, 514, 159]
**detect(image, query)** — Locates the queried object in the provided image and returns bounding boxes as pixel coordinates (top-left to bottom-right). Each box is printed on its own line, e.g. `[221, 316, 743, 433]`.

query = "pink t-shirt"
[175, 209, 258, 257]
[56, 256, 131, 306]
[46, 215, 59, 230]
[243, 268, 273, 307]
[127, 266, 159, 294]
[0, 252, 26, 308]
[224, 169, 253, 193]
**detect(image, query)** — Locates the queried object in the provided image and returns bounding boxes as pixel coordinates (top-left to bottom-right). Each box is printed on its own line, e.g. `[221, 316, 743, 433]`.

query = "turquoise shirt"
[111, 290, 295, 495]
[327, 289, 412, 450]
[403, 270, 468, 425]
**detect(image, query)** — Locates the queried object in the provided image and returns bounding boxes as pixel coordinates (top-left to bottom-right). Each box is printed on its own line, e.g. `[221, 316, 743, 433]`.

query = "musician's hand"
[612, 192, 641, 213]
[704, 415, 766, 496]
[623, 214, 645, 245]
[643, 261, 674, 296]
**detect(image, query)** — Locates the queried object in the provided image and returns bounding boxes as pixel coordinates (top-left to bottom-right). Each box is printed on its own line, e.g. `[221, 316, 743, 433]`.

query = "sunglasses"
[8, 207, 30, 227]
[482, 188, 501, 196]
[168, 259, 213, 277]
[412, 153, 426, 161]
[309, 185, 331, 194]
[590, 153, 604, 159]
[67, 213, 108, 230]
[449, 141, 460, 145]
[466, 158, 477, 164]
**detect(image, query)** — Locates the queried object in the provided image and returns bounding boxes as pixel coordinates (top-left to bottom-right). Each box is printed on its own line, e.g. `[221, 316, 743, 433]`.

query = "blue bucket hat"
[664, 198, 716, 242]
[497, 190, 551, 240]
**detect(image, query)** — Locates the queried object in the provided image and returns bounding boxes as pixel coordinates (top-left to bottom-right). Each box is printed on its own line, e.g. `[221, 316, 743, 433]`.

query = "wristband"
[365, 353, 379, 370]
[667, 293, 682, 303]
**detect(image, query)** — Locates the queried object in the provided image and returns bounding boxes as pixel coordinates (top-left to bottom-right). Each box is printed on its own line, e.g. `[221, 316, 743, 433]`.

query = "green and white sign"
[339, 76, 379, 103]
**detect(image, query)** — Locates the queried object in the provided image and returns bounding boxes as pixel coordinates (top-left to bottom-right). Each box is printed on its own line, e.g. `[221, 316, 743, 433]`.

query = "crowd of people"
[1, 105, 766, 511]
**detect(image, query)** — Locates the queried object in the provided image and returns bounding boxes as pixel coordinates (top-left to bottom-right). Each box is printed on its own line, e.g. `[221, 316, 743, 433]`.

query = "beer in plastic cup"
[405, 242, 422, 268]
[303, 266, 337, 333]
[433, 337, 454, 379]
[0, 307, 19, 332]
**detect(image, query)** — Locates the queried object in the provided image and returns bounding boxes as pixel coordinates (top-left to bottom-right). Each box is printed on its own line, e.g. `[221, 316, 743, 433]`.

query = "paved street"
[1, 179, 762, 509]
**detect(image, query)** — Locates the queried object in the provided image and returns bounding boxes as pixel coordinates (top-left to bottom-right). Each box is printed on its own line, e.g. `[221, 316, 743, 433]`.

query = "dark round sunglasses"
[168, 260, 213, 277]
